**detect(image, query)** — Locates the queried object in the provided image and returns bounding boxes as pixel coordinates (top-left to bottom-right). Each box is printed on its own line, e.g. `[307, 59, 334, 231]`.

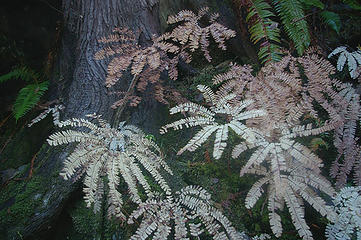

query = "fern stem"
[112, 75, 139, 128]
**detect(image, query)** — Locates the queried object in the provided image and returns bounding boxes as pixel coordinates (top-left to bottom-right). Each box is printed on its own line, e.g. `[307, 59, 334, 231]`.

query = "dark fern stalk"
[273, 0, 310, 56]
[244, 0, 282, 64]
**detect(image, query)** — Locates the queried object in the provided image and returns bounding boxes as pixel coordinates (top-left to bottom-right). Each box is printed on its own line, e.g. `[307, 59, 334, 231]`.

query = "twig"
[0, 113, 11, 128]
[292, 9, 322, 23]
[27, 152, 38, 180]
[37, 0, 63, 15]
[112, 75, 139, 128]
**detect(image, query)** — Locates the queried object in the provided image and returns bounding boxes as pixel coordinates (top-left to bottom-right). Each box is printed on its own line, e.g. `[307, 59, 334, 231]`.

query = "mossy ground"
[0, 174, 49, 239]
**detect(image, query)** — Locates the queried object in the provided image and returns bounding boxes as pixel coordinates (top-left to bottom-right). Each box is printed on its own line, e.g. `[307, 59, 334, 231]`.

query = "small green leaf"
[145, 134, 156, 141]
[321, 11, 341, 34]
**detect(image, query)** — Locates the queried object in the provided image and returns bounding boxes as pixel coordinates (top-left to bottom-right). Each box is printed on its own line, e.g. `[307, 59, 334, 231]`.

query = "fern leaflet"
[273, 0, 310, 55]
[13, 81, 49, 120]
[245, 0, 282, 63]
[0, 66, 40, 83]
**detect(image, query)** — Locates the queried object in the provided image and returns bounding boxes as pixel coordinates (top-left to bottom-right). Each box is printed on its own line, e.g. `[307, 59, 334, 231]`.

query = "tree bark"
[2, 1, 163, 239]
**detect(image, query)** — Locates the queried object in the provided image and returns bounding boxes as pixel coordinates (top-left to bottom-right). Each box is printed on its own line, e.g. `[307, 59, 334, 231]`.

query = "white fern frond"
[267, 184, 283, 237]
[245, 176, 271, 208]
[283, 186, 313, 240]
[198, 84, 216, 105]
[161, 83, 265, 159]
[48, 117, 173, 220]
[213, 124, 229, 159]
[326, 186, 361, 240]
[128, 186, 245, 240]
[328, 46, 361, 79]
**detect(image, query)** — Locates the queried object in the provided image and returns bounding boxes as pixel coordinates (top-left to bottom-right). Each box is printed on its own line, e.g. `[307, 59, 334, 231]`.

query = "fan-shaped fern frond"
[273, 0, 310, 55]
[328, 46, 361, 79]
[325, 186, 361, 240]
[160, 84, 266, 159]
[243, 162, 336, 239]
[13, 81, 49, 121]
[48, 116, 173, 220]
[128, 186, 245, 240]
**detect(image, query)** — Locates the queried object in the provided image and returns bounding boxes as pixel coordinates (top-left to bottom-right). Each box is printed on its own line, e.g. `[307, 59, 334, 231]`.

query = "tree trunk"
[2, 1, 163, 239]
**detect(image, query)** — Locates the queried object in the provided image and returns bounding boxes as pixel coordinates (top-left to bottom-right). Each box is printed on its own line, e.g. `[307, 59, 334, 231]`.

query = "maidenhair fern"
[128, 186, 244, 239]
[328, 46, 361, 79]
[48, 115, 173, 219]
[48, 115, 244, 239]
[326, 186, 361, 240]
[160, 84, 266, 159]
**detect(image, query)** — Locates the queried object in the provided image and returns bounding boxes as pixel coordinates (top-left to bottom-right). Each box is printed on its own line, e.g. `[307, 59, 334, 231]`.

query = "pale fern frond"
[231, 142, 250, 158]
[268, 184, 283, 237]
[128, 186, 245, 240]
[283, 185, 313, 239]
[177, 125, 219, 155]
[326, 186, 361, 240]
[48, 117, 173, 220]
[240, 141, 271, 177]
[245, 175, 271, 208]
[161, 84, 265, 159]
[213, 125, 229, 159]
[328, 46, 361, 79]
[28, 104, 65, 127]
[197, 84, 217, 105]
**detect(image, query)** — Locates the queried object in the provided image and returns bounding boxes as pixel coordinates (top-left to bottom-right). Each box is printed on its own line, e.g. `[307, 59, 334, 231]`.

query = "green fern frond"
[0, 66, 40, 83]
[320, 11, 341, 34]
[273, 0, 310, 56]
[301, 0, 324, 9]
[342, 0, 361, 10]
[246, 0, 282, 64]
[13, 81, 49, 120]
[301, 0, 342, 35]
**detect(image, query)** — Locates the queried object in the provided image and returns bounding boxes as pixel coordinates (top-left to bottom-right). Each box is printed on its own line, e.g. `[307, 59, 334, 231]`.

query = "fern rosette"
[160, 84, 266, 159]
[128, 185, 245, 240]
[47, 115, 173, 220]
